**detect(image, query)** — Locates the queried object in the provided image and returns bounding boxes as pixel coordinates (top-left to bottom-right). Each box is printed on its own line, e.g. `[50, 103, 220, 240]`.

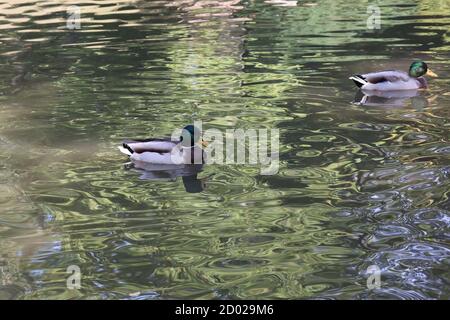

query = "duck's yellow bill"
[426, 69, 438, 77]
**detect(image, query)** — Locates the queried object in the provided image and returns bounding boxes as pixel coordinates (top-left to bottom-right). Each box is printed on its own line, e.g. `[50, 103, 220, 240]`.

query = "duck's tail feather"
[118, 144, 133, 156]
[349, 75, 367, 88]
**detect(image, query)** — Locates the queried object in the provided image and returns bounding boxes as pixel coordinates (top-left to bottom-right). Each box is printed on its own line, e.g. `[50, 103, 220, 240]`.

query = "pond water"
[0, 0, 449, 299]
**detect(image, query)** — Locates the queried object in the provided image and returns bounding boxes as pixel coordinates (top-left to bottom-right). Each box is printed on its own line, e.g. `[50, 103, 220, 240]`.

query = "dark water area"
[0, 0, 449, 299]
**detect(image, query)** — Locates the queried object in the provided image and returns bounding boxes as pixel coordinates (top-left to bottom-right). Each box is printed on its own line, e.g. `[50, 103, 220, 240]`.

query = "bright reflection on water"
[0, 0, 449, 299]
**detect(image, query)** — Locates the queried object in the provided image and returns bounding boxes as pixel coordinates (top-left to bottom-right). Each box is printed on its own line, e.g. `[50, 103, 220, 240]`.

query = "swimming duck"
[349, 61, 437, 91]
[118, 125, 207, 165]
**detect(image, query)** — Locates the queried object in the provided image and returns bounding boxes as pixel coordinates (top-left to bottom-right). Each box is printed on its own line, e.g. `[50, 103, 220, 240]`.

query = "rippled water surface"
[0, 0, 449, 299]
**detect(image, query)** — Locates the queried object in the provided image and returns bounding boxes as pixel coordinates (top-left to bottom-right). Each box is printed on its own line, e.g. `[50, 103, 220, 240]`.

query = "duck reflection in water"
[353, 89, 437, 110]
[125, 162, 208, 193]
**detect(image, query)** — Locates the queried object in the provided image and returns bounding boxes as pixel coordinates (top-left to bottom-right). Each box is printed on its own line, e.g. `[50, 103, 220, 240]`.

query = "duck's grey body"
[119, 139, 205, 165]
[350, 70, 428, 91]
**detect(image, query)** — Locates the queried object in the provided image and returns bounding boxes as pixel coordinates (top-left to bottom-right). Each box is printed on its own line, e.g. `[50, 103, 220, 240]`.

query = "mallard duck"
[349, 61, 437, 91]
[118, 125, 207, 165]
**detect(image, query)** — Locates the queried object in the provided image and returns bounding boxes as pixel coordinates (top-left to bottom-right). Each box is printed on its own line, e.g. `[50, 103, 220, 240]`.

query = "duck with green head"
[118, 124, 207, 165]
[349, 61, 438, 91]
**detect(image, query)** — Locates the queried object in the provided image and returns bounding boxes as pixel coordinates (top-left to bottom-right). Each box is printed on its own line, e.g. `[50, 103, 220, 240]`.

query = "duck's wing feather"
[361, 70, 410, 83]
[122, 138, 179, 154]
